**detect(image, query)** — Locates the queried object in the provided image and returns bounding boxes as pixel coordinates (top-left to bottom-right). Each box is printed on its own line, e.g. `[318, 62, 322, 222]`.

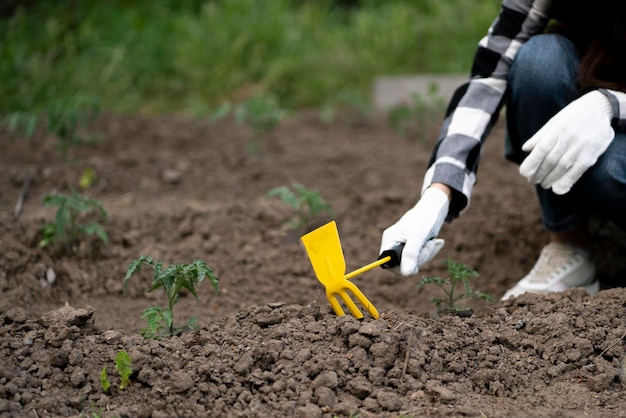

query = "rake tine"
[344, 281, 380, 319]
[343, 281, 378, 319]
[337, 288, 364, 319]
[327, 291, 346, 317]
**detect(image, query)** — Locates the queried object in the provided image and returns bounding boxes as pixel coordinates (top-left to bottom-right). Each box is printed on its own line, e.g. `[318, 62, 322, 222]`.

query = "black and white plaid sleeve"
[423, 0, 552, 220]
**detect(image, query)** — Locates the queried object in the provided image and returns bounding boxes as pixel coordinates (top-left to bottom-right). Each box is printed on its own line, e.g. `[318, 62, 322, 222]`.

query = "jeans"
[505, 34, 626, 233]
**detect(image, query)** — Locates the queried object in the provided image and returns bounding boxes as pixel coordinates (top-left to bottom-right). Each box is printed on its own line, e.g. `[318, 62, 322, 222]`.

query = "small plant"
[115, 350, 132, 390]
[100, 367, 110, 394]
[213, 93, 287, 154]
[387, 87, 445, 140]
[266, 182, 335, 230]
[417, 258, 493, 315]
[80, 403, 103, 418]
[46, 94, 101, 158]
[319, 89, 372, 124]
[2, 94, 101, 159]
[39, 191, 108, 253]
[100, 350, 132, 393]
[2, 111, 38, 138]
[123, 255, 219, 339]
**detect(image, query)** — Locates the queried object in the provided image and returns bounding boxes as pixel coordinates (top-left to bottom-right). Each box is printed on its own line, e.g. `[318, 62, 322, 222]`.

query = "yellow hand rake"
[301, 221, 395, 319]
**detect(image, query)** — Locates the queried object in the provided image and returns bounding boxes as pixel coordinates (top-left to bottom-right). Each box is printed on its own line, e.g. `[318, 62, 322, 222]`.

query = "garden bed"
[1, 113, 625, 417]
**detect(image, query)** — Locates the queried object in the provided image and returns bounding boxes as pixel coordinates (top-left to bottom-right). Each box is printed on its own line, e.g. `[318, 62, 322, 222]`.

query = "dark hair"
[549, 0, 626, 92]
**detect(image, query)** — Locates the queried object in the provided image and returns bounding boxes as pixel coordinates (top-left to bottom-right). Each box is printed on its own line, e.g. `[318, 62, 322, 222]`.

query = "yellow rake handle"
[344, 256, 391, 281]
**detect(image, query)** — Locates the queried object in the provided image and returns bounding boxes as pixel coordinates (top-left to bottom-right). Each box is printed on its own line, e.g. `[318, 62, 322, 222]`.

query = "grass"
[1, 0, 500, 118]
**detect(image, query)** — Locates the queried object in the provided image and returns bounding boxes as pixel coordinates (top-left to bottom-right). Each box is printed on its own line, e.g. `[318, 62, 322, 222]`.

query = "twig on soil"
[391, 317, 433, 332]
[14, 173, 31, 218]
[593, 330, 626, 362]
[402, 335, 413, 382]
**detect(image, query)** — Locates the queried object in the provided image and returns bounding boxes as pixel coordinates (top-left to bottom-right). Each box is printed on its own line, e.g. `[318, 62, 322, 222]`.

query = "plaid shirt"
[425, 0, 626, 220]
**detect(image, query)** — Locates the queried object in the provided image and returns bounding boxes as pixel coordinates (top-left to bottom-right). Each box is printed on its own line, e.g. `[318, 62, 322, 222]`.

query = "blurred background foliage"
[1, 0, 500, 117]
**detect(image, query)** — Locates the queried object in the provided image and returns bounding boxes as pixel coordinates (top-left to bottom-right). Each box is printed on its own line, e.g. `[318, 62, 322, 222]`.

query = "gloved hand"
[519, 90, 615, 195]
[379, 187, 449, 276]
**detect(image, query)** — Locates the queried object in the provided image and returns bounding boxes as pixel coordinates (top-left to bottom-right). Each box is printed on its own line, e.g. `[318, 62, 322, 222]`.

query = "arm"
[425, 0, 553, 219]
[378, 1, 554, 276]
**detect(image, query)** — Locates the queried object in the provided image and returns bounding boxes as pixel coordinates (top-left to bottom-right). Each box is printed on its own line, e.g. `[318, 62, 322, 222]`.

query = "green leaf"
[124, 255, 149, 292]
[115, 350, 132, 390]
[6, 113, 22, 133]
[266, 186, 299, 210]
[100, 366, 110, 394]
[474, 291, 494, 302]
[81, 223, 109, 245]
[417, 276, 448, 290]
[141, 306, 164, 339]
[211, 102, 232, 121]
[187, 317, 199, 330]
[162, 309, 173, 330]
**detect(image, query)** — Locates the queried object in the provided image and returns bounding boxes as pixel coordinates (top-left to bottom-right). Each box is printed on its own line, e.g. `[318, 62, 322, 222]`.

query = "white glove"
[379, 187, 449, 276]
[519, 90, 615, 195]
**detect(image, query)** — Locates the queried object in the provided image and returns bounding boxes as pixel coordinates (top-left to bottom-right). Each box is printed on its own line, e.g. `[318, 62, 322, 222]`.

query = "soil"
[1, 111, 626, 417]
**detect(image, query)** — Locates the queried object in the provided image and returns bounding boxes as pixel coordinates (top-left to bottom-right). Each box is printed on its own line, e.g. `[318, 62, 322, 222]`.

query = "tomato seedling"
[2, 94, 101, 159]
[418, 258, 493, 316]
[266, 182, 335, 231]
[101, 350, 133, 392]
[39, 191, 108, 254]
[123, 255, 219, 338]
[100, 366, 110, 394]
[213, 93, 287, 154]
[115, 350, 132, 390]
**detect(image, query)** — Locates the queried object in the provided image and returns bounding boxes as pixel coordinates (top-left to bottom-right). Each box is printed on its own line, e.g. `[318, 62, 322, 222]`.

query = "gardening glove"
[519, 90, 615, 195]
[378, 187, 449, 276]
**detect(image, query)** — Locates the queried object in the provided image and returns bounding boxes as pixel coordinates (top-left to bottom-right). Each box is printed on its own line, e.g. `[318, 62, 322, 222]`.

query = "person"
[378, 0, 626, 300]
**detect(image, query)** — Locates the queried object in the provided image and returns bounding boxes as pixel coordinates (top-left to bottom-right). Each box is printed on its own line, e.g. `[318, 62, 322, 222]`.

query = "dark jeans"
[505, 34, 626, 232]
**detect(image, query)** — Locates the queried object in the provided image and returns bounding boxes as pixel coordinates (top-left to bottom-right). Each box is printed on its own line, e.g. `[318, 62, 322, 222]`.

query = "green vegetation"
[115, 350, 132, 390]
[3, 94, 101, 159]
[214, 93, 288, 154]
[1, 0, 500, 117]
[387, 88, 446, 139]
[417, 258, 493, 315]
[80, 403, 104, 418]
[267, 183, 335, 230]
[123, 255, 219, 339]
[39, 191, 108, 254]
[100, 367, 110, 394]
[100, 350, 132, 393]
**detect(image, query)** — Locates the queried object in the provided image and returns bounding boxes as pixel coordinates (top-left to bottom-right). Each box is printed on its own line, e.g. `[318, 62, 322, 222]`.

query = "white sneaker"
[501, 242, 599, 300]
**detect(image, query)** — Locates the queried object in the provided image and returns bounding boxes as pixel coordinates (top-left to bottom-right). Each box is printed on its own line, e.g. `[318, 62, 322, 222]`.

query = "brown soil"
[1, 112, 626, 417]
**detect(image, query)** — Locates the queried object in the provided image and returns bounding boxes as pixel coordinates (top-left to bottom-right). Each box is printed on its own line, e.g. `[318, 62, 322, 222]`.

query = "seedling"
[100, 350, 132, 392]
[319, 89, 372, 124]
[213, 93, 287, 154]
[80, 403, 103, 418]
[1, 94, 101, 159]
[266, 182, 335, 231]
[100, 367, 110, 394]
[46, 95, 101, 159]
[417, 258, 493, 315]
[115, 350, 132, 390]
[39, 191, 108, 254]
[123, 255, 219, 339]
[387, 88, 445, 140]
